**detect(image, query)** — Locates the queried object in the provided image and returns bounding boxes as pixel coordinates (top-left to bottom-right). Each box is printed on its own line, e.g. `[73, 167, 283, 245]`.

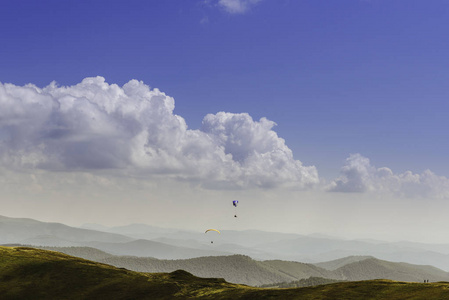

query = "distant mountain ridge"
[0, 215, 231, 259]
[334, 257, 448, 282]
[5, 215, 449, 272]
[86, 239, 232, 259]
[0, 215, 133, 244]
[314, 256, 374, 270]
[98, 254, 449, 286]
[85, 220, 449, 271]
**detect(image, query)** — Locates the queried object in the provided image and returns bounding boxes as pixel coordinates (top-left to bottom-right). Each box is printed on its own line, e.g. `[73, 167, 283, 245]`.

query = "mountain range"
[4, 214, 449, 275]
[82, 219, 449, 271]
[35, 247, 449, 286]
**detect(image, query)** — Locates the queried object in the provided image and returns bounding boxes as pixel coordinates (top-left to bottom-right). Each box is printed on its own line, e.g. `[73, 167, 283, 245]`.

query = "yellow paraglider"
[205, 229, 220, 243]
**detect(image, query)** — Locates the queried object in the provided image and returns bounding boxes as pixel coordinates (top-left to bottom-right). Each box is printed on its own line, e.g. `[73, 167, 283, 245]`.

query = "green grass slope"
[0, 246, 178, 299]
[3, 246, 449, 300]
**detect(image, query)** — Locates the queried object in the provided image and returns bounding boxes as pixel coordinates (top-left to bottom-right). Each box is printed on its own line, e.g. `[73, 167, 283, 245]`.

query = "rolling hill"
[96, 252, 449, 286]
[335, 257, 449, 282]
[314, 255, 375, 270]
[30, 246, 449, 286]
[99, 254, 299, 286]
[2, 246, 449, 300]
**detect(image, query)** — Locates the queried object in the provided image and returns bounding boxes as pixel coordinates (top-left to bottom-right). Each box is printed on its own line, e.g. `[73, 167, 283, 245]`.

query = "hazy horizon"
[1, 1, 449, 244]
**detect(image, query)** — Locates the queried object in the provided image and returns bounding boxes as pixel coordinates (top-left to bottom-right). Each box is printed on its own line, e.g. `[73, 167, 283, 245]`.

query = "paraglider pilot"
[233, 200, 238, 218]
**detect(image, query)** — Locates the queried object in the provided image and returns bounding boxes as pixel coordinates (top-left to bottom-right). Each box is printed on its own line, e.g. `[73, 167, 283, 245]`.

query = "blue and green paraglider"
[233, 200, 238, 218]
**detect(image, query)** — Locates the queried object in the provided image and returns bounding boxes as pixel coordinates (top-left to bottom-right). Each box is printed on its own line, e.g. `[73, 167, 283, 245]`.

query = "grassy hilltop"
[2, 246, 449, 300]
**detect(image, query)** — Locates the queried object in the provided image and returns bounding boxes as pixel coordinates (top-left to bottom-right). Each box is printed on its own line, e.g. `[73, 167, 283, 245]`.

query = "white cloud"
[217, 0, 263, 14]
[201, 112, 319, 188]
[0, 77, 318, 189]
[329, 153, 449, 198]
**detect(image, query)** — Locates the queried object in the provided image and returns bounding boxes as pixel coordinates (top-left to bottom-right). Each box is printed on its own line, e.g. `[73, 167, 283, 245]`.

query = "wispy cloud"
[217, 0, 263, 14]
[0, 77, 318, 190]
[329, 153, 449, 198]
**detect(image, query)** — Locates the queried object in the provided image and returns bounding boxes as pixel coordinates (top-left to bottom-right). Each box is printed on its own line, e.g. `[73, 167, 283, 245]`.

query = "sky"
[1, 0, 449, 243]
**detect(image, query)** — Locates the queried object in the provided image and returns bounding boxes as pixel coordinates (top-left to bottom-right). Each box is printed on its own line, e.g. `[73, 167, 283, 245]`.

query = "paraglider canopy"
[205, 229, 220, 244]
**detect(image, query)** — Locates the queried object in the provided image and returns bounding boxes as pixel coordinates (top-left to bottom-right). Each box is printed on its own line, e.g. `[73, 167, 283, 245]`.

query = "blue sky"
[1, 0, 449, 240]
[2, 0, 448, 178]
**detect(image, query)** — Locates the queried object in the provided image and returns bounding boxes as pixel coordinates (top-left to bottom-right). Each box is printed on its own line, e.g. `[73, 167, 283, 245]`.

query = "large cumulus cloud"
[329, 154, 449, 198]
[0, 77, 318, 189]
